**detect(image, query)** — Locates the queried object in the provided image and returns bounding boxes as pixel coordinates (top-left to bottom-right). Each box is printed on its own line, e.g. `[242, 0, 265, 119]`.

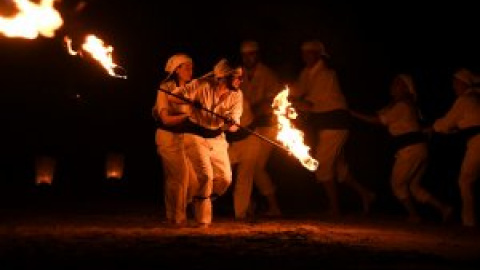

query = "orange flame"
[272, 87, 318, 171]
[63, 36, 78, 55]
[0, 0, 63, 39]
[64, 34, 127, 79]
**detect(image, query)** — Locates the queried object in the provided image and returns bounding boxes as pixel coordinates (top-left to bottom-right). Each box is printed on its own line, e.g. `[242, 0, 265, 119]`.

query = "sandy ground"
[1, 204, 479, 270]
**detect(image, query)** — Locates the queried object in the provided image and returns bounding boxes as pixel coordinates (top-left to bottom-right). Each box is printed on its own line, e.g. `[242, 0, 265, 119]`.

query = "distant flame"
[35, 155, 56, 185]
[105, 153, 125, 180]
[64, 36, 78, 55]
[0, 0, 63, 39]
[272, 87, 318, 171]
[64, 34, 127, 79]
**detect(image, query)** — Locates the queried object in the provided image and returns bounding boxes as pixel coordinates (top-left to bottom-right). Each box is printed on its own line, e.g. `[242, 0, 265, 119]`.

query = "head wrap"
[301, 40, 329, 57]
[213, 58, 235, 78]
[164, 53, 192, 74]
[240, 40, 259, 53]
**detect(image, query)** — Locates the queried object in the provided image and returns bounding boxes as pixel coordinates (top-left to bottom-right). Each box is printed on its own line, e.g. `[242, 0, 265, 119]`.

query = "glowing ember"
[272, 87, 318, 171]
[0, 0, 63, 39]
[64, 34, 127, 79]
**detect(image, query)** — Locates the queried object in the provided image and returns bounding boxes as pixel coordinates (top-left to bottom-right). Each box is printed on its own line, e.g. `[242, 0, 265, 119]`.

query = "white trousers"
[229, 126, 277, 218]
[156, 129, 190, 224]
[391, 143, 432, 203]
[314, 129, 350, 183]
[459, 135, 480, 226]
[184, 133, 232, 224]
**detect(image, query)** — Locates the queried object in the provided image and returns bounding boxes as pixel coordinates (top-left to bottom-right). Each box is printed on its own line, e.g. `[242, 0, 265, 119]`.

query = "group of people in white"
[153, 39, 480, 228]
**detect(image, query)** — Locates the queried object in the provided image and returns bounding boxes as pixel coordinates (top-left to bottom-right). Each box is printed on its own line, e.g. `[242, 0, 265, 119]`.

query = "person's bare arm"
[159, 109, 189, 126]
[350, 109, 382, 125]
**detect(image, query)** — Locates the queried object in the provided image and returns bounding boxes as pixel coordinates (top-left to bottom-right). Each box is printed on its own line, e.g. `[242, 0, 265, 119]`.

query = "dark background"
[1, 1, 479, 219]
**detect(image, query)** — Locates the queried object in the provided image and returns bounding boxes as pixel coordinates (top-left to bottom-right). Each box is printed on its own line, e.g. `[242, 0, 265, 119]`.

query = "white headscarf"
[395, 73, 425, 121]
[213, 58, 235, 78]
[164, 53, 192, 74]
[240, 40, 259, 53]
[301, 40, 330, 58]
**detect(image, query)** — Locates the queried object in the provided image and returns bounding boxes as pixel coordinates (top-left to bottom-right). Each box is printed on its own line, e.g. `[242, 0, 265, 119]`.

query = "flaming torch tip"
[273, 86, 318, 172]
[63, 34, 127, 79]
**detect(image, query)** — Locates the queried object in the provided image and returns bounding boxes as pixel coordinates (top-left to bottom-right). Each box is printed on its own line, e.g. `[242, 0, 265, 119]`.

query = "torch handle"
[157, 87, 289, 152]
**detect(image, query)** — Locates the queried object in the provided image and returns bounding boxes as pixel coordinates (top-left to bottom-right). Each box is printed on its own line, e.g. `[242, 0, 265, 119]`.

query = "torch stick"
[157, 87, 289, 152]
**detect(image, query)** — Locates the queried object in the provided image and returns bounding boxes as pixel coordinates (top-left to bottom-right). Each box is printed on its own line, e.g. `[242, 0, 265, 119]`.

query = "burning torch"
[157, 86, 286, 150]
[64, 34, 127, 79]
[157, 84, 319, 171]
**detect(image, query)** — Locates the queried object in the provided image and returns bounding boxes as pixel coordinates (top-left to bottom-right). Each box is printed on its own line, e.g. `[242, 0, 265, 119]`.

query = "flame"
[0, 0, 63, 39]
[105, 153, 125, 180]
[64, 34, 127, 79]
[63, 36, 78, 55]
[272, 87, 318, 171]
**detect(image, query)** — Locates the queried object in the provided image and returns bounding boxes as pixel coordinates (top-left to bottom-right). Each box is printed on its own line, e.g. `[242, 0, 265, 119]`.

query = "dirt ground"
[1, 203, 479, 270]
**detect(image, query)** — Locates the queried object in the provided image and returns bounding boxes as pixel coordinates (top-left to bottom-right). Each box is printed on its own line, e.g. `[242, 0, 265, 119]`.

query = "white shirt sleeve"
[170, 80, 199, 100]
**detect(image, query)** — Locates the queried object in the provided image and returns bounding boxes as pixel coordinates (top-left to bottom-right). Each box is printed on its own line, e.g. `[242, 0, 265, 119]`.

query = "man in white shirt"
[170, 59, 243, 227]
[433, 68, 480, 227]
[228, 40, 283, 219]
[292, 40, 375, 217]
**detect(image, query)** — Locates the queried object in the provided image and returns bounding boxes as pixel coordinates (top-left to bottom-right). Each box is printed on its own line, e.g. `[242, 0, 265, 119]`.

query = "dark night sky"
[0, 1, 479, 212]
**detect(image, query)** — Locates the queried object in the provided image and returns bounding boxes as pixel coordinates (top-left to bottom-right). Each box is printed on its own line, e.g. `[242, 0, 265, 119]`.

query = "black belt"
[457, 125, 480, 141]
[307, 109, 352, 130]
[226, 115, 277, 143]
[392, 131, 427, 151]
[226, 122, 257, 143]
[156, 119, 223, 138]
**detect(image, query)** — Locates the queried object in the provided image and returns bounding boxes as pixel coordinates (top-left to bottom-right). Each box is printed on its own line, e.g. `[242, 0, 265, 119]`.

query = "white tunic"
[174, 80, 243, 130]
[378, 101, 422, 136]
[297, 61, 347, 113]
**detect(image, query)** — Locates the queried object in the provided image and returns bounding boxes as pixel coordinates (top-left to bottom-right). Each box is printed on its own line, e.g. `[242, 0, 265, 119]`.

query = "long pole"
[157, 87, 289, 152]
